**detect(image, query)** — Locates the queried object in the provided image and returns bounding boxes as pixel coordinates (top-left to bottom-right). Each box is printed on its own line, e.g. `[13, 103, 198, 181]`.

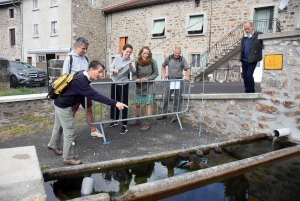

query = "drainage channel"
[43, 135, 298, 200]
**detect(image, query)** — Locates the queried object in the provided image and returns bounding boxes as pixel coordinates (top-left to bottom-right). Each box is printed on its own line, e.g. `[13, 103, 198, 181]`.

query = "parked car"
[9, 61, 47, 88]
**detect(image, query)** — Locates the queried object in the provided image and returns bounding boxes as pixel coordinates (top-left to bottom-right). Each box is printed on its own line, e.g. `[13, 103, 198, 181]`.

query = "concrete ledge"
[187, 93, 262, 100]
[0, 146, 46, 201]
[259, 30, 300, 40]
[0, 93, 49, 103]
[69, 193, 110, 201]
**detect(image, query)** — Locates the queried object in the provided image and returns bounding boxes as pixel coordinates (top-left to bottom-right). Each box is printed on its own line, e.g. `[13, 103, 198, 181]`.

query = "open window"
[152, 19, 165, 37]
[187, 15, 204, 35]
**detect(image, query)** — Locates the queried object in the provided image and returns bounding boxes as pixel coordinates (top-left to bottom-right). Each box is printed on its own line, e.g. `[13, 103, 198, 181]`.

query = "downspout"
[103, 11, 108, 78]
[12, 0, 23, 61]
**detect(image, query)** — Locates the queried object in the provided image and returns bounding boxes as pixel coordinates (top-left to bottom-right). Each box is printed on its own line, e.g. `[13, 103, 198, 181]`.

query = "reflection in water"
[44, 139, 296, 201]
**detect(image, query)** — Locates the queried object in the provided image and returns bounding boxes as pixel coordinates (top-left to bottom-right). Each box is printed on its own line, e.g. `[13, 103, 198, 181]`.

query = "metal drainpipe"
[103, 11, 107, 78]
[12, 0, 23, 61]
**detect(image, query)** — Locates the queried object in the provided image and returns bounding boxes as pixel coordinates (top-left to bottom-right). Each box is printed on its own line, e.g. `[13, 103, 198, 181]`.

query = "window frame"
[119, 37, 128, 53]
[36, 55, 46, 62]
[51, 21, 58, 36]
[186, 14, 205, 36]
[9, 8, 14, 18]
[33, 0, 39, 10]
[90, 0, 98, 6]
[51, 0, 58, 7]
[151, 18, 166, 38]
[33, 24, 39, 37]
[9, 28, 16, 46]
[190, 53, 201, 68]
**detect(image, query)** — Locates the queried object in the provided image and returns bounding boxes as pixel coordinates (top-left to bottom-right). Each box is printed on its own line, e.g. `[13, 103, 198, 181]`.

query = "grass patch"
[0, 87, 38, 96]
[0, 108, 54, 137]
[40, 165, 50, 170]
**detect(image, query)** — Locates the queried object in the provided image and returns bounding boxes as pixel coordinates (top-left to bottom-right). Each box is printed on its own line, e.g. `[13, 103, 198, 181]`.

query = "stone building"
[0, 0, 22, 61]
[102, 0, 300, 80]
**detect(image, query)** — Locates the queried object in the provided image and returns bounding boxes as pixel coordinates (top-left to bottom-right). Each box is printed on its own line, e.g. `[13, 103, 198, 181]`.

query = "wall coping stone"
[186, 93, 261, 100]
[0, 93, 261, 104]
[259, 30, 300, 40]
[0, 93, 48, 103]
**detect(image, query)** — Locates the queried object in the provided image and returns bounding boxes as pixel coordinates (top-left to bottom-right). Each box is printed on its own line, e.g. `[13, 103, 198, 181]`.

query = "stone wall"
[0, 4, 21, 60]
[185, 94, 261, 139]
[72, 0, 106, 69]
[0, 94, 53, 119]
[255, 31, 300, 141]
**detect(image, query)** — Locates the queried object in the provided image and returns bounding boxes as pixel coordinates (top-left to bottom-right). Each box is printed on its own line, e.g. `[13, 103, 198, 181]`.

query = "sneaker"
[64, 158, 82, 165]
[109, 122, 119, 128]
[120, 126, 128, 135]
[130, 119, 141, 127]
[157, 115, 167, 120]
[91, 128, 103, 137]
[47, 145, 63, 155]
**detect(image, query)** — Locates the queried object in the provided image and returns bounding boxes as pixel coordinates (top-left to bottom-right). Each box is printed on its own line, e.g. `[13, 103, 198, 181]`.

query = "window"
[187, 15, 204, 35]
[33, 0, 38, 9]
[34, 24, 39, 36]
[9, 28, 16, 46]
[90, 0, 98, 5]
[56, 55, 67, 60]
[9, 9, 14, 18]
[51, 0, 58, 7]
[190, 54, 201, 68]
[152, 19, 165, 37]
[119, 37, 128, 53]
[36, 55, 46, 62]
[51, 21, 57, 35]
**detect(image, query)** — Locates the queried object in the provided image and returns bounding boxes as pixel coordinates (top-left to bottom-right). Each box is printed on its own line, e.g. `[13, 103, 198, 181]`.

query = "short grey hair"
[244, 21, 254, 27]
[174, 46, 181, 51]
[75, 37, 89, 47]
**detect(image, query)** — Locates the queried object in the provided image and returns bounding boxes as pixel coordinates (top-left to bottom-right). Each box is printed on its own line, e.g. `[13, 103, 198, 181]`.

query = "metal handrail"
[190, 18, 281, 79]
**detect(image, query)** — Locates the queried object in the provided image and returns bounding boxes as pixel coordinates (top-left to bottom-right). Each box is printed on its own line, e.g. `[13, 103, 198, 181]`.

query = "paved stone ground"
[0, 115, 224, 169]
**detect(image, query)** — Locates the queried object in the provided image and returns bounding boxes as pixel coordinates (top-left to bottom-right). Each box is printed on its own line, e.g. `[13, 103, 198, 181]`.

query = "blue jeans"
[241, 61, 257, 93]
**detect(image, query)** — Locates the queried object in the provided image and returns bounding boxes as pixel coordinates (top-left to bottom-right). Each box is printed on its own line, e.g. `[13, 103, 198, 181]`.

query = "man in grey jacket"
[240, 21, 263, 93]
[62, 37, 103, 139]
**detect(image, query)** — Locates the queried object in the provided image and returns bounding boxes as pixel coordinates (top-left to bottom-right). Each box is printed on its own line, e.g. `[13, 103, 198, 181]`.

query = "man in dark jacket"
[47, 60, 127, 165]
[240, 21, 263, 93]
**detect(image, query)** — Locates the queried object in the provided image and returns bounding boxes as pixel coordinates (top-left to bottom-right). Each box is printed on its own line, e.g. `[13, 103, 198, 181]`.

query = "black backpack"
[165, 55, 183, 68]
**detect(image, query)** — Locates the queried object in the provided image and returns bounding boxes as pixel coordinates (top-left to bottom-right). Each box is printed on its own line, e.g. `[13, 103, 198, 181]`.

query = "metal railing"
[191, 18, 281, 80]
[84, 79, 192, 144]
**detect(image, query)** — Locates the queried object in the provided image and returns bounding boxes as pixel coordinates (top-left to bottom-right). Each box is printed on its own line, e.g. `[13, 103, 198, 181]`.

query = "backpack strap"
[69, 55, 73, 74]
[167, 55, 183, 69]
[68, 55, 89, 74]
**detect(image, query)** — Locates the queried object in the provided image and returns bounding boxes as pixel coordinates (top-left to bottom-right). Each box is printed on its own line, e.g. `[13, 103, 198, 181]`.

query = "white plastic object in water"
[81, 177, 94, 196]
[273, 128, 291, 137]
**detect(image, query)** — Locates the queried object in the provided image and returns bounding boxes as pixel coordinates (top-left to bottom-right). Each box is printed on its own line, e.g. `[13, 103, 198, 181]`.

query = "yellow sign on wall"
[264, 54, 283, 70]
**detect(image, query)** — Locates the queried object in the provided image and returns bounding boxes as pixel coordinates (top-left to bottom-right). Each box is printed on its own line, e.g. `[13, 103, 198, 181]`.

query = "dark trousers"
[110, 83, 129, 125]
[241, 61, 257, 93]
